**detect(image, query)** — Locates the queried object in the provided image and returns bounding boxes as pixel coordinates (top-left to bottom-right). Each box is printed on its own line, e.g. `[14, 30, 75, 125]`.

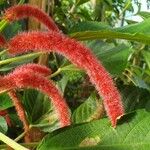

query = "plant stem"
[0, 19, 8, 32]
[0, 142, 38, 149]
[0, 132, 29, 150]
[0, 52, 43, 66]
[0, 49, 8, 56]
[18, 0, 25, 5]
[50, 68, 62, 78]
[15, 131, 26, 142]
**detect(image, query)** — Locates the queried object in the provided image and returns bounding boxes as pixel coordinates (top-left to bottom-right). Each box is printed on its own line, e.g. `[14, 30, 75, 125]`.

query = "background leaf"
[72, 93, 103, 124]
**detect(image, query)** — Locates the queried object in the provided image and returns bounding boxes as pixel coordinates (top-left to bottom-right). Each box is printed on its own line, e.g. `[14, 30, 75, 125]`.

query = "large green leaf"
[86, 41, 132, 76]
[72, 93, 103, 124]
[70, 19, 150, 44]
[37, 109, 150, 150]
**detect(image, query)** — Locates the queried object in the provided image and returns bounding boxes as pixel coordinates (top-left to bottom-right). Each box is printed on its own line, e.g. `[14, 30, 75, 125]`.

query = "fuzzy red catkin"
[0, 70, 71, 127]
[8, 31, 124, 127]
[13, 63, 52, 77]
[8, 90, 29, 131]
[4, 4, 59, 32]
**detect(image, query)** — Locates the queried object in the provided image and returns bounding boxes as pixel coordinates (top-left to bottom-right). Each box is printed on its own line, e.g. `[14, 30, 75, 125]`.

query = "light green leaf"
[37, 109, 150, 150]
[0, 93, 13, 110]
[72, 93, 103, 124]
[70, 19, 150, 44]
[137, 11, 150, 20]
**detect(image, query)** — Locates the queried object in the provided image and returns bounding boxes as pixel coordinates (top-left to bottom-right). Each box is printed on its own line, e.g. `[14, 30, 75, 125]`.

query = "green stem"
[0, 132, 29, 150]
[0, 19, 8, 32]
[50, 68, 62, 78]
[18, 0, 25, 5]
[0, 49, 8, 57]
[0, 52, 43, 66]
[0, 142, 38, 149]
[14, 131, 26, 142]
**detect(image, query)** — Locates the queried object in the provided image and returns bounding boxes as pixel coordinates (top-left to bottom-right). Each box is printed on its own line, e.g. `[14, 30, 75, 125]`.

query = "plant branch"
[0, 132, 29, 150]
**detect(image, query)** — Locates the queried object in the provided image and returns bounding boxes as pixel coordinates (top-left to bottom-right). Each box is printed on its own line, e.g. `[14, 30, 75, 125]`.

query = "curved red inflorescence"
[0, 65, 71, 127]
[13, 63, 52, 77]
[8, 31, 124, 127]
[4, 4, 59, 32]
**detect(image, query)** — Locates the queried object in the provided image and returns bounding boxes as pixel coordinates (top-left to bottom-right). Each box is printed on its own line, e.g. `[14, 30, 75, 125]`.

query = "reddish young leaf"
[0, 110, 12, 127]
[0, 34, 6, 47]
[4, 4, 59, 31]
[8, 31, 124, 127]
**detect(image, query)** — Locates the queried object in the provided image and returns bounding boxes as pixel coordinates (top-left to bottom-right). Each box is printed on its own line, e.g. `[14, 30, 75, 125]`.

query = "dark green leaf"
[86, 41, 132, 76]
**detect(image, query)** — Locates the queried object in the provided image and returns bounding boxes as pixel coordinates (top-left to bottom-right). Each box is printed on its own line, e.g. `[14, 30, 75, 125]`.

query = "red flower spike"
[0, 69, 71, 127]
[8, 90, 29, 131]
[0, 34, 6, 47]
[4, 4, 59, 32]
[13, 63, 52, 77]
[8, 31, 124, 127]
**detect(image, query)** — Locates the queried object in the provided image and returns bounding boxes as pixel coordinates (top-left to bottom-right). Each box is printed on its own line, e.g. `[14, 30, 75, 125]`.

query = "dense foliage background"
[0, 0, 150, 149]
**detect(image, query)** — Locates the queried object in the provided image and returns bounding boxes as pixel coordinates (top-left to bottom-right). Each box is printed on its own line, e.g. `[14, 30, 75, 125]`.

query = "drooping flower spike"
[8, 31, 124, 127]
[4, 4, 59, 32]
[13, 63, 52, 77]
[0, 64, 71, 127]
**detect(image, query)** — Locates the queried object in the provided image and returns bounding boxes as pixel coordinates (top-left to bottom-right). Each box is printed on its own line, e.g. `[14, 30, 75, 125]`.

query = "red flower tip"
[13, 63, 52, 77]
[4, 4, 59, 32]
[0, 34, 6, 47]
[8, 31, 124, 127]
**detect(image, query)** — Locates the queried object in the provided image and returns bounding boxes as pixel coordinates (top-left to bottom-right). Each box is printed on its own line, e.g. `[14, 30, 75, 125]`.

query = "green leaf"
[75, 0, 90, 6]
[37, 109, 150, 150]
[86, 41, 132, 76]
[137, 11, 150, 20]
[0, 0, 6, 5]
[0, 93, 13, 110]
[22, 89, 62, 132]
[70, 19, 150, 44]
[56, 75, 69, 95]
[120, 86, 150, 112]
[0, 117, 8, 134]
[70, 21, 110, 33]
[72, 93, 103, 124]
[142, 51, 150, 70]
